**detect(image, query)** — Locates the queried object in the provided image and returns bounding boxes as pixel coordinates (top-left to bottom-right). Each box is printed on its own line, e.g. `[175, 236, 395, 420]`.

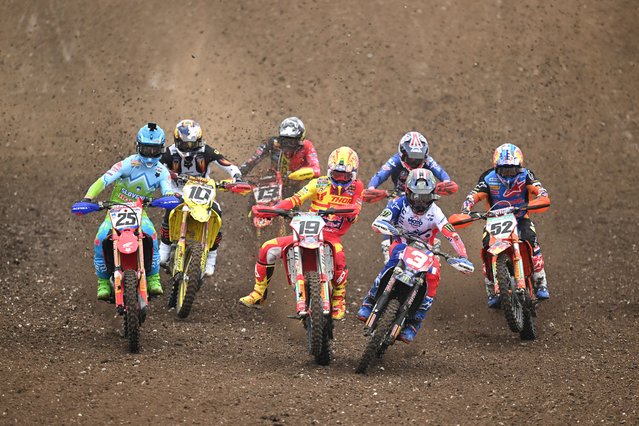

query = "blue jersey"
[368, 153, 450, 191]
[85, 154, 173, 203]
[462, 168, 548, 218]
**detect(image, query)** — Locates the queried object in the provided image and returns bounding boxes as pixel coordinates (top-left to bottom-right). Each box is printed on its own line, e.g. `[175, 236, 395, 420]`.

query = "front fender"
[487, 240, 511, 256]
[189, 204, 213, 223]
[117, 230, 139, 254]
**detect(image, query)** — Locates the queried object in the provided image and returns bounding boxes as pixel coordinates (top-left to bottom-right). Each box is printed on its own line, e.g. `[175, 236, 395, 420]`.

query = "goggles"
[279, 136, 301, 149]
[408, 192, 437, 211]
[402, 154, 425, 169]
[138, 143, 164, 158]
[496, 165, 523, 178]
[177, 139, 202, 152]
[330, 170, 352, 184]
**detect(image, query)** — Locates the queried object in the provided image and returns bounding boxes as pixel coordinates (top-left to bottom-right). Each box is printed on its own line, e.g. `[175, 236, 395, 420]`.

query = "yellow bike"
[166, 175, 250, 318]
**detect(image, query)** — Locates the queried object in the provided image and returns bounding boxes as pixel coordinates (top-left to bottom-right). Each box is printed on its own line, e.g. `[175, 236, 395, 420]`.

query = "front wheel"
[356, 298, 401, 374]
[305, 271, 331, 365]
[496, 253, 524, 333]
[123, 270, 140, 353]
[520, 290, 537, 340]
[176, 244, 203, 319]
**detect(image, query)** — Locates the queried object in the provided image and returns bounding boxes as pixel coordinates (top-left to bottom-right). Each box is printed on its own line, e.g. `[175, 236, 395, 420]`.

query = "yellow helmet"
[327, 146, 359, 187]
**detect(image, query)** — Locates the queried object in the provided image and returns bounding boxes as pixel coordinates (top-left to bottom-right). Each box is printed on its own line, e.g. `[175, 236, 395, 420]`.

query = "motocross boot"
[398, 296, 433, 344]
[357, 272, 384, 321]
[533, 269, 550, 300]
[239, 263, 274, 308]
[147, 273, 164, 296]
[485, 278, 501, 309]
[204, 250, 217, 277]
[332, 281, 347, 320]
[97, 278, 111, 301]
[159, 242, 171, 266]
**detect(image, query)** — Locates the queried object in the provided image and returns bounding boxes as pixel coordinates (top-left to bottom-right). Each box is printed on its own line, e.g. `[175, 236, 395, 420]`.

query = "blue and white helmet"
[493, 143, 524, 186]
[136, 122, 166, 167]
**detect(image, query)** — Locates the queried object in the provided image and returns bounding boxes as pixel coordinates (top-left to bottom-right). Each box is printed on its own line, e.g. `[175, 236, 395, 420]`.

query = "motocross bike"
[449, 201, 549, 340]
[254, 206, 354, 366]
[245, 167, 316, 238]
[356, 231, 473, 374]
[71, 196, 180, 353]
[165, 175, 250, 319]
[244, 169, 285, 238]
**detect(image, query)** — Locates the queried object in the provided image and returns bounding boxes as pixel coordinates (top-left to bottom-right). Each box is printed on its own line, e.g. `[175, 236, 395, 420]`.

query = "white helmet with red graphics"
[398, 131, 429, 170]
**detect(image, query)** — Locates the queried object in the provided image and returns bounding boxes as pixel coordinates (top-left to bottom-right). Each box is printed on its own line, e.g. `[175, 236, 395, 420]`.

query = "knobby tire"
[177, 243, 203, 319]
[356, 298, 401, 374]
[306, 272, 326, 361]
[123, 270, 140, 353]
[520, 291, 537, 340]
[497, 253, 524, 333]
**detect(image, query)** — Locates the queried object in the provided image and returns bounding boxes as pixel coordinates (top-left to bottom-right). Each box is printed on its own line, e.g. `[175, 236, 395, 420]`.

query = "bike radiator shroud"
[285, 245, 334, 285]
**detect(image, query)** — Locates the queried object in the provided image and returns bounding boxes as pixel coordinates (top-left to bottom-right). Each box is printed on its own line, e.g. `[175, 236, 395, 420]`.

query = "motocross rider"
[365, 131, 459, 260]
[358, 168, 473, 343]
[461, 143, 551, 308]
[158, 119, 243, 277]
[239, 147, 363, 320]
[238, 116, 321, 197]
[78, 123, 174, 300]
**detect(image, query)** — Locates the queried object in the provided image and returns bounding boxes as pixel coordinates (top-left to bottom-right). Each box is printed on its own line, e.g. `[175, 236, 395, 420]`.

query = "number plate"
[253, 184, 281, 204]
[109, 205, 143, 231]
[486, 213, 516, 238]
[290, 215, 325, 238]
[401, 246, 434, 272]
[184, 182, 215, 205]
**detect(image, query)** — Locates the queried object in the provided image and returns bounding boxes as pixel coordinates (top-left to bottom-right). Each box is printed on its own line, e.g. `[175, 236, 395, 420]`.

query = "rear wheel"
[123, 270, 140, 353]
[176, 244, 203, 319]
[305, 271, 328, 363]
[497, 253, 524, 333]
[356, 298, 401, 374]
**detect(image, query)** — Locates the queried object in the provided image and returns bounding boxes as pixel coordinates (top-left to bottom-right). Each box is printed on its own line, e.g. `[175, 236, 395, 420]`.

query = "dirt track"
[1, 0, 638, 424]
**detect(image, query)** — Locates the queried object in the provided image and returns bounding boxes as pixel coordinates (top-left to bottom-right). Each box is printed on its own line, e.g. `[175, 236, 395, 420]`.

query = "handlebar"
[254, 207, 356, 219]
[394, 228, 452, 260]
[71, 195, 181, 215]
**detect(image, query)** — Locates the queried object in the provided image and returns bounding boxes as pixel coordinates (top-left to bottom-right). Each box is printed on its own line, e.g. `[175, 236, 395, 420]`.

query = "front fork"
[292, 245, 306, 315]
[112, 230, 148, 313]
[172, 206, 190, 276]
[492, 241, 526, 296]
[293, 244, 331, 316]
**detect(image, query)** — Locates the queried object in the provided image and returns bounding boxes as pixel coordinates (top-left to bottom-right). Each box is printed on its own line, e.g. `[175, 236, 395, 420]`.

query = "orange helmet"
[327, 146, 359, 188]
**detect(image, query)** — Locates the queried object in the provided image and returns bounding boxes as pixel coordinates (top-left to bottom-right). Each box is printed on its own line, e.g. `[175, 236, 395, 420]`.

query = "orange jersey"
[280, 177, 364, 236]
